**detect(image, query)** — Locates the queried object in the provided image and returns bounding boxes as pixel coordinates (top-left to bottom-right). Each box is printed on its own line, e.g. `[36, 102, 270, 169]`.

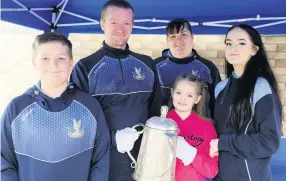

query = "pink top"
[167, 109, 218, 181]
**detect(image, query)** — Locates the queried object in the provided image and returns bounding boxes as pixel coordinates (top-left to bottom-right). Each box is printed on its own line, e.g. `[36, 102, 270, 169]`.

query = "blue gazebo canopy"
[1, 0, 286, 35]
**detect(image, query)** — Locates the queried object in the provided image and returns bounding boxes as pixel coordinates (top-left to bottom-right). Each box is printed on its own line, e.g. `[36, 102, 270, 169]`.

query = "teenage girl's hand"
[209, 139, 219, 157]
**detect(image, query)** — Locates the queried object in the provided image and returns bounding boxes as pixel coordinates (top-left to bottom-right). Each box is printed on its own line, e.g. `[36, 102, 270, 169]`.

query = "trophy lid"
[145, 106, 178, 131]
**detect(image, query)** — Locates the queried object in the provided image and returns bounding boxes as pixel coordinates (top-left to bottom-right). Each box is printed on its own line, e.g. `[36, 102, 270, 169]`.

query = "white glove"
[176, 136, 197, 166]
[116, 127, 140, 153]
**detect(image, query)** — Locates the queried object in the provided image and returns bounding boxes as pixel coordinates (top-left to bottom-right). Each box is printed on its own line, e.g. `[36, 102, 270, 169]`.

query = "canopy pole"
[255, 19, 286, 28]
[61, 10, 99, 23]
[1, 8, 53, 11]
[57, 0, 67, 8]
[58, 22, 99, 27]
[54, 0, 68, 25]
[50, 6, 58, 32]
[203, 23, 232, 28]
[51, 11, 56, 32]
[10, 0, 50, 25]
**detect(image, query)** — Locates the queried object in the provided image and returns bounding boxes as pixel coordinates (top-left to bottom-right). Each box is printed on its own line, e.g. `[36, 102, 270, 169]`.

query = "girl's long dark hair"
[225, 24, 282, 132]
[168, 73, 211, 120]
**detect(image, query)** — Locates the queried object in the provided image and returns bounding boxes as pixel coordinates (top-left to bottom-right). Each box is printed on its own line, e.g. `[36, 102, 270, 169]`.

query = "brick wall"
[0, 33, 285, 134]
[69, 34, 286, 134]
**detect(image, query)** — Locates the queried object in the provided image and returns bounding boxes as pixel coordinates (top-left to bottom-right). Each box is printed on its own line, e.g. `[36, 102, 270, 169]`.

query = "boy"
[1, 32, 110, 181]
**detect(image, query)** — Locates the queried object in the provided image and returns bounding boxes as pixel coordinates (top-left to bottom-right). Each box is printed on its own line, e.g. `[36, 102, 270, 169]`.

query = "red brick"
[206, 43, 226, 51]
[264, 44, 277, 51]
[264, 36, 286, 44]
[152, 50, 162, 57]
[274, 53, 286, 60]
[194, 43, 207, 50]
[276, 75, 286, 83]
[269, 60, 276, 67]
[197, 50, 218, 58]
[274, 68, 286, 75]
[276, 60, 286, 68]
[278, 44, 286, 51]
[218, 66, 225, 74]
[211, 59, 225, 66]
[70, 34, 92, 41]
[196, 36, 222, 43]
[268, 52, 286, 60]
[218, 50, 225, 58]
[278, 83, 286, 91]
[281, 91, 286, 98]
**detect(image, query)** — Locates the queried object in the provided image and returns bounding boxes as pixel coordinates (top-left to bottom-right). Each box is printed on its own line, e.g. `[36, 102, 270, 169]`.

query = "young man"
[154, 18, 221, 117]
[1, 32, 110, 181]
[70, 1, 161, 181]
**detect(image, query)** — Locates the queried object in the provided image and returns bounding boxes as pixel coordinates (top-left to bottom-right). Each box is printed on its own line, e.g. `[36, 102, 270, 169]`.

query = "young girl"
[210, 24, 282, 181]
[167, 73, 218, 181]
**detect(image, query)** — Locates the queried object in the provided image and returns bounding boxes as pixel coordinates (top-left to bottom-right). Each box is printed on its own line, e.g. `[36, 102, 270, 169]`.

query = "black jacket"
[154, 49, 221, 117]
[70, 42, 161, 181]
[214, 76, 282, 181]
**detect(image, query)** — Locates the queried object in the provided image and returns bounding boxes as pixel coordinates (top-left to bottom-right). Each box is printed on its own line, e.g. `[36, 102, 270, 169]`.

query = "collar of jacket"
[162, 48, 200, 64]
[101, 41, 131, 58]
[28, 81, 78, 110]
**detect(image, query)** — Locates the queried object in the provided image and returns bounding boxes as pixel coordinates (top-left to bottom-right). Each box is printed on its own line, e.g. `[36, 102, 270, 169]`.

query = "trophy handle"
[127, 123, 145, 168]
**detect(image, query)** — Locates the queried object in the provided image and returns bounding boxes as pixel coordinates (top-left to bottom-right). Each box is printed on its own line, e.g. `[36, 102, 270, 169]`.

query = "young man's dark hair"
[101, 0, 135, 20]
[33, 32, 73, 59]
[166, 18, 193, 36]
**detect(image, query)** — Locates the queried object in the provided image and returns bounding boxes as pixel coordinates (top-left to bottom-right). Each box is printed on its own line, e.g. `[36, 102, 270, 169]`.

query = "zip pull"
[117, 57, 126, 84]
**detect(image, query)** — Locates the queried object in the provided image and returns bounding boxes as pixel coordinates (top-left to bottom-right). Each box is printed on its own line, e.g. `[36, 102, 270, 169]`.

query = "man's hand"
[116, 127, 139, 153]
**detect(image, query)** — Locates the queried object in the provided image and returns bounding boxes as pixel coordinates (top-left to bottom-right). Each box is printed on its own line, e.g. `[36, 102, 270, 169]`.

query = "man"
[154, 18, 221, 117]
[70, 1, 161, 181]
[1, 32, 110, 181]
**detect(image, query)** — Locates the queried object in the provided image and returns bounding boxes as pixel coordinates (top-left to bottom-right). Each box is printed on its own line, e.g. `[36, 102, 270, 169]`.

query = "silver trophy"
[127, 106, 179, 181]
